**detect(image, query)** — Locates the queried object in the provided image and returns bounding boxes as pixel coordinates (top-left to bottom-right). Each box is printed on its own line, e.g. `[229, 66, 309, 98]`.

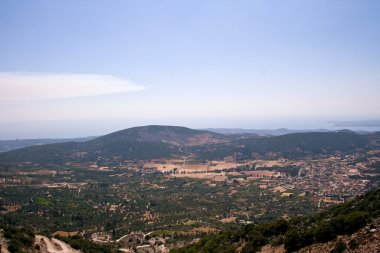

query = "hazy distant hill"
[368, 131, 380, 147]
[240, 130, 368, 156]
[0, 126, 377, 164]
[196, 130, 370, 160]
[204, 128, 331, 136]
[0, 137, 96, 153]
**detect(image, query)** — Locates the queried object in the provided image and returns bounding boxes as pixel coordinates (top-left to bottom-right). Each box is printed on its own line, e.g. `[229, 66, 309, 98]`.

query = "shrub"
[330, 239, 346, 253]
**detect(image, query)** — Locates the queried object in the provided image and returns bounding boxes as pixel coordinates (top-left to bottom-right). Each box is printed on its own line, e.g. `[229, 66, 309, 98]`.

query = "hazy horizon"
[1, 1, 380, 139]
[0, 119, 380, 140]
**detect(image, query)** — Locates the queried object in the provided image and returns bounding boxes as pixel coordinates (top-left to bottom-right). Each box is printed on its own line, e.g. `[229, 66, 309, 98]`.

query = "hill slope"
[0, 137, 96, 153]
[0, 126, 375, 164]
[171, 188, 380, 253]
[198, 131, 370, 159]
[0, 125, 230, 163]
[91, 125, 228, 146]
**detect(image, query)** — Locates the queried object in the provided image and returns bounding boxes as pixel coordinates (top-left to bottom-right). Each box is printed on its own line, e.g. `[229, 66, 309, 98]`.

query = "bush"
[335, 212, 367, 235]
[348, 239, 359, 250]
[330, 239, 346, 253]
[259, 219, 289, 237]
[284, 229, 302, 252]
[8, 241, 21, 253]
[313, 222, 336, 243]
[2, 225, 35, 252]
[284, 228, 314, 252]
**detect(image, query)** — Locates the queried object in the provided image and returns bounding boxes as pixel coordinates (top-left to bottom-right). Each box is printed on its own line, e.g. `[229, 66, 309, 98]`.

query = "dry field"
[176, 227, 219, 236]
[254, 159, 302, 167]
[52, 231, 81, 237]
[143, 163, 178, 172]
[170, 172, 227, 181]
[143, 160, 244, 173]
[220, 217, 237, 223]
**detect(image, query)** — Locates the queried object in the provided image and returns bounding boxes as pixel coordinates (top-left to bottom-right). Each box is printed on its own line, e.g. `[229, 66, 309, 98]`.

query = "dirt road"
[35, 235, 81, 253]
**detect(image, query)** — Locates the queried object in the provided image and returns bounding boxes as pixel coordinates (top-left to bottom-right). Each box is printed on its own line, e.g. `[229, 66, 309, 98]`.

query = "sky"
[1, 0, 380, 138]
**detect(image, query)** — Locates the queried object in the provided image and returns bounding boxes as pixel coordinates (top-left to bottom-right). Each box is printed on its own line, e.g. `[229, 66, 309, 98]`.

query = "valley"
[0, 126, 379, 252]
[3, 1, 380, 251]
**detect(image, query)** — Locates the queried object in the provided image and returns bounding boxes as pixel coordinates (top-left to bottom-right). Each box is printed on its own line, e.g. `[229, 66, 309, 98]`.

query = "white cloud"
[0, 72, 145, 100]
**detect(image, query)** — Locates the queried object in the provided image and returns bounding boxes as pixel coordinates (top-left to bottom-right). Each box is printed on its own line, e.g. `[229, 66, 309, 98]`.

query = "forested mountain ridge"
[0, 126, 377, 164]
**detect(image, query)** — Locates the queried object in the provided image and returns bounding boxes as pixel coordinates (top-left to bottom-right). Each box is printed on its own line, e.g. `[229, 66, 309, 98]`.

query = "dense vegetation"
[171, 188, 380, 253]
[198, 131, 370, 160]
[0, 224, 35, 253]
[0, 167, 316, 238]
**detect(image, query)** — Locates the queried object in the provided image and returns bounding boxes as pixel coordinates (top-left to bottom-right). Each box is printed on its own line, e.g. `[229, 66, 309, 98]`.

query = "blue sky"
[1, 0, 380, 138]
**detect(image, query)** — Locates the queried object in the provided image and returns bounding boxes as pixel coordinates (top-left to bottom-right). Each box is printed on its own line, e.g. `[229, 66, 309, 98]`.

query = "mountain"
[76, 125, 230, 161]
[205, 128, 375, 136]
[247, 130, 368, 154]
[0, 125, 230, 163]
[204, 128, 331, 136]
[0, 137, 96, 153]
[0, 126, 376, 164]
[197, 130, 370, 159]
[367, 131, 380, 147]
[89, 125, 228, 146]
[171, 188, 380, 253]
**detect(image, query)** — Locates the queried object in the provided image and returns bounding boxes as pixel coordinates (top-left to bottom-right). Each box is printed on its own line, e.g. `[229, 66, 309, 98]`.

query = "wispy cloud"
[0, 72, 145, 100]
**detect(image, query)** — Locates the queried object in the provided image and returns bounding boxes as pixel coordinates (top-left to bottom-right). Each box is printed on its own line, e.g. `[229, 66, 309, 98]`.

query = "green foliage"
[333, 211, 368, 235]
[1, 224, 35, 253]
[313, 221, 336, 242]
[0, 166, 317, 238]
[330, 239, 346, 253]
[35, 196, 50, 207]
[172, 188, 380, 253]
[258, 219, 289, 237]
[172, 220, 287, 253]
[283, 228, 313, 252]
[171, 234, 237, 253]
[240, 230, 266, 252]
[280, 190, 377, 251]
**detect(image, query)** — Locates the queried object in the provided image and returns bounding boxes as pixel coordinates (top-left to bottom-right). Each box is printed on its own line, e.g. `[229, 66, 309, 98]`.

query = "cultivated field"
[144, 160, 244, 173]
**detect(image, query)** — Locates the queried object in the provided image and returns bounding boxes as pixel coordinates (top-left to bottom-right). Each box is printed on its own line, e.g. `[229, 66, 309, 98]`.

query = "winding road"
[36, 235, 81, 253]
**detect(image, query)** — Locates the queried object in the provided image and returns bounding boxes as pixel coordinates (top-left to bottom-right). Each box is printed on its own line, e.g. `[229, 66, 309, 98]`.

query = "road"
[35, 235, 81, 253]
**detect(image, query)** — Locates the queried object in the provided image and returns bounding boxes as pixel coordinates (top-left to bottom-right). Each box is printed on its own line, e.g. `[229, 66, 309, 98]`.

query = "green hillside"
[198, 131, 370, 159]
[0, 126, 376, 164]
[90, 125, 227, 144]
[171, 188, 380, 253]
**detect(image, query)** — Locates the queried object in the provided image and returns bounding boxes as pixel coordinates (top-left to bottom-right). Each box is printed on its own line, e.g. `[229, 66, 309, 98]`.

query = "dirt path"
[35, 235, 81, 253]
